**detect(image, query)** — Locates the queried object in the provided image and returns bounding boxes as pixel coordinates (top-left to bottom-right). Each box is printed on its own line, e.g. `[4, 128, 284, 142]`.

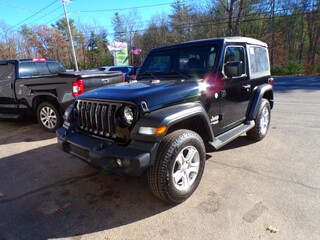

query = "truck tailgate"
[59, 70, 123, 91]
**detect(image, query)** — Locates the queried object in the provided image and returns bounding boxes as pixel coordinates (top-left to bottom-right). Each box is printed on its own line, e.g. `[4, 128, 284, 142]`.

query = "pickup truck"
[0, 58, 122, 131]
[57, 37, 274, 204]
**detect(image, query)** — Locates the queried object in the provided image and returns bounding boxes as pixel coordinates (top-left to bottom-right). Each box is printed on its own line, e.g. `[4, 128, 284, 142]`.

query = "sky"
[0, 0, 179, 35]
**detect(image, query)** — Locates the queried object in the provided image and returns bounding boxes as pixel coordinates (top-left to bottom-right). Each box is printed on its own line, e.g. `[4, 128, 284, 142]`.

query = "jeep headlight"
[118, 105, 135, 127]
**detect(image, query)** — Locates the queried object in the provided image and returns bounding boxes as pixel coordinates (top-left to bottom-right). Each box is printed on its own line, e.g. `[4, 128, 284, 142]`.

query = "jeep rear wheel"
[247, 98, 271, 141]
[37, 102, 62, 132]
[147, 130, 205, 204]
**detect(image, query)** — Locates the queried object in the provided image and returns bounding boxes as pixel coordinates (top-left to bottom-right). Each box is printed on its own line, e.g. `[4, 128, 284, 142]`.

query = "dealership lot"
[0, 76, 319, 240]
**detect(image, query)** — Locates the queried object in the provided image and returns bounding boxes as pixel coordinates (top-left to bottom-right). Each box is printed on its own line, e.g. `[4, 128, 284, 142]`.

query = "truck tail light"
[122, 74, 125, 82]
[72, 79, 85, 97]
[268, 77, 274, 86]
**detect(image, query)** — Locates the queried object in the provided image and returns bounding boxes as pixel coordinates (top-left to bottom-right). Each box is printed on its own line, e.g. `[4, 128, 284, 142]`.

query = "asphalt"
[0, 75, 319, 240]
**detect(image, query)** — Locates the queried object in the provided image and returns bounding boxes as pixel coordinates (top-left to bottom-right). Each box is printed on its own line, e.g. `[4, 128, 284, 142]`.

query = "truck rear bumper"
[56, 127, 159, 176]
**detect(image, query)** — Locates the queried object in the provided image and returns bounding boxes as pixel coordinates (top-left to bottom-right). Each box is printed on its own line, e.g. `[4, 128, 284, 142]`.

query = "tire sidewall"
[166, 132, 205, 201]
[256, 99, 271, 139]
[37, 102, 62, 132]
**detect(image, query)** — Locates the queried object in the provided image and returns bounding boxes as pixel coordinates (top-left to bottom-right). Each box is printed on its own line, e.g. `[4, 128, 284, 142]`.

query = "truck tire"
[37, 102, 62, 132]
[147, 129, 205, 204]
[247, 98, 271, 141]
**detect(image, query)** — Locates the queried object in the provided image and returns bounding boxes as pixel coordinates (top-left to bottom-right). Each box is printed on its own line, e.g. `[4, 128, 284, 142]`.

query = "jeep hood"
[77, 80, 200, 111]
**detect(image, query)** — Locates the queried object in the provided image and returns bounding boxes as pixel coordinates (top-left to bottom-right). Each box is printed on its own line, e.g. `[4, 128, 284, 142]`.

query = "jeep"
[57, 37, 274, 204]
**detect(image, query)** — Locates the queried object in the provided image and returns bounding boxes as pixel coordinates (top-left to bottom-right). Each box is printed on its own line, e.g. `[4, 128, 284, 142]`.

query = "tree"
[112, 12, 126, 42]
[86, 30, 112, 67]
[0, 20, 18, 59]
[19, 25, 36, 57]
[169, 0, 193, 42]
[306, 0, 320, 66]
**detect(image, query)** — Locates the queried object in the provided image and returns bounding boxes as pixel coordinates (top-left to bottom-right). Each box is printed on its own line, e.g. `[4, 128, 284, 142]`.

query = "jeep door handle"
[241, 84, 251, 90]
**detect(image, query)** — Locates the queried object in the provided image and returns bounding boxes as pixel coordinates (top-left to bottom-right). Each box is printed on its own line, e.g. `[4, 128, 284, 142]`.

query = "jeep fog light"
[116, 158, 123, 167]
[139, 126, 167, 136]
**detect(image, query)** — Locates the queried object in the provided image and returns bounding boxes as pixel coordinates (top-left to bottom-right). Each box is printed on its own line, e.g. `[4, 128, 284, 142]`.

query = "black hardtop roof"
[151, 37, 268, 52]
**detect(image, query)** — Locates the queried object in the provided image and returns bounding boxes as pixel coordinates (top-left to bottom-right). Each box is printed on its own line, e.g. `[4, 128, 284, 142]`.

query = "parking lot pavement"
[0, 76, 320, 240]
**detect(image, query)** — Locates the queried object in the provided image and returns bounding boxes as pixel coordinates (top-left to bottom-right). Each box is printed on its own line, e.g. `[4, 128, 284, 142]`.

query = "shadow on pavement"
[0, 143, 172, 240]
[0, 117, 55, 145]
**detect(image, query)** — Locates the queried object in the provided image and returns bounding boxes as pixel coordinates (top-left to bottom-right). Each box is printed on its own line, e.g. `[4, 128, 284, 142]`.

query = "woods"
[0, 0, 319, 74]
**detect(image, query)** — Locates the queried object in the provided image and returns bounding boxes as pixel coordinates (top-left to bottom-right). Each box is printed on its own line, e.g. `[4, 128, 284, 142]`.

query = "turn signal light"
[155, 126, 167, 135]
[138, 126, 168, 136]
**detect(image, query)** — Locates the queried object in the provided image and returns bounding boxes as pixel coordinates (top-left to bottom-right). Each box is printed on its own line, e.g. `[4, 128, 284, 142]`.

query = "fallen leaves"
[266, 225, 279, 233]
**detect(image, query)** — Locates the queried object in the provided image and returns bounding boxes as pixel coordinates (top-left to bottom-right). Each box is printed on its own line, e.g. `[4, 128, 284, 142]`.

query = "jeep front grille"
[74, 99, 122, 139]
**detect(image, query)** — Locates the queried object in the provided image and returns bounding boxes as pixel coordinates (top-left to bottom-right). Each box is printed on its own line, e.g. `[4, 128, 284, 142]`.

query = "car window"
[109, 67, 130, 73]
[0, 63, 15, 80]
[98, 67, 108, 71]
[35, 62, 51, 75]
[248, 46, 270, 78]
[19, 62, 39, 77]
[140, 43, 220, 79]
[19, 61, 65, 77]
[47, 61, 65, 74]
[224, 46, 246, 75]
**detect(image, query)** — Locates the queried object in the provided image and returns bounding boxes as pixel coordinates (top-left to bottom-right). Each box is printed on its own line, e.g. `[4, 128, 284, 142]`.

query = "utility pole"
[61, 0, 79, 71]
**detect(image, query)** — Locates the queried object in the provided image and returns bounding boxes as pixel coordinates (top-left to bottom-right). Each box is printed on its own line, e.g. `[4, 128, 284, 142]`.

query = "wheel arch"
[246, 84, 274, 120]
[131, 102, 214, 143]
[33, 95, 60, 115]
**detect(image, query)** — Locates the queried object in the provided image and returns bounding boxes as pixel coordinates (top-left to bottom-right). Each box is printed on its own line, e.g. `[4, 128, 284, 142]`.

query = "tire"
[37, 102, 62, 132]
[247, 98, 271, 141]
[147, 129, 206, 204]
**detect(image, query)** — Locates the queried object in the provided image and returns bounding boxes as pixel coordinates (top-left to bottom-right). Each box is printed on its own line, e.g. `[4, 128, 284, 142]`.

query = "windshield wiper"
[139, 71, 160, 81]
[170, 70, 191, 81]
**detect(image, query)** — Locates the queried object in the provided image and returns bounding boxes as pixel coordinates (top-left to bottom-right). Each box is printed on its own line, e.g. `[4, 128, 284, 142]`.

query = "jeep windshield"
[138, 43, 220, 80]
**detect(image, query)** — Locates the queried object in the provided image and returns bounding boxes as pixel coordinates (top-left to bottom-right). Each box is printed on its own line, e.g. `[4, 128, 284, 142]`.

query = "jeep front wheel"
[247, 98, 271, 141]
[37, 102, 62, 132]
[147, 130, 205, 204]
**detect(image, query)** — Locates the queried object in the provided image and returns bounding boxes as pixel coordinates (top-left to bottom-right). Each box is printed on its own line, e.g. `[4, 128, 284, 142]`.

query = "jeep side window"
[208, 47, 216, 68]
[224, 46, 246, 75]
[248, 46, 270, 78]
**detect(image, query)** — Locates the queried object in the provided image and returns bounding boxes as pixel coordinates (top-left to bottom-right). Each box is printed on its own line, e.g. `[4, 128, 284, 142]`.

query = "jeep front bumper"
[56, 127, 159, 177]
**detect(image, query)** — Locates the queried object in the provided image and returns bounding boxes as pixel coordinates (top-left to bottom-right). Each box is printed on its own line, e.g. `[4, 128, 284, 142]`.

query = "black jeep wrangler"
[57, 37, 274, 204]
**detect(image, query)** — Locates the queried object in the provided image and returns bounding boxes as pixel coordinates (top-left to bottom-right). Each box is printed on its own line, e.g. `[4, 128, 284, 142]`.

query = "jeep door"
[0, 63, 18, 114]
[213, 45, 251, 135]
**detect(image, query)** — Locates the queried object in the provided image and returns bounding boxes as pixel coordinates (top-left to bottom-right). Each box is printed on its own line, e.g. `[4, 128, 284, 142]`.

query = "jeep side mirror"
[224, 61, 243, 78]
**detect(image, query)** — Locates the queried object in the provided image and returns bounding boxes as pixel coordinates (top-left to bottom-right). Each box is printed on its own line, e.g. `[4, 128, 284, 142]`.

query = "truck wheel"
[247, 99, 271, 141]
[147, 130, 205, 204]
[37, 102, 62, 132]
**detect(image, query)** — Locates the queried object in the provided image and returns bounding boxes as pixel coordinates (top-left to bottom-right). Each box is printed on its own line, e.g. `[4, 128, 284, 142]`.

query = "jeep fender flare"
[131, 102, 214, 143]
[246, 83, 274, 120]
